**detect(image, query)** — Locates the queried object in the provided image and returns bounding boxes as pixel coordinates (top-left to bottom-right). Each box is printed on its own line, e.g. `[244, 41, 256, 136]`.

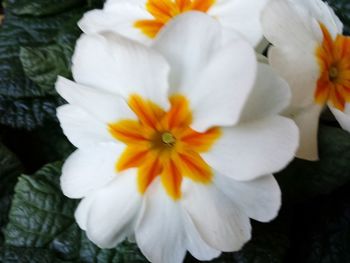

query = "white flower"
[78, 0, 269, 47]
[56, 12, 298, 263]
[262, 0, 350, 161]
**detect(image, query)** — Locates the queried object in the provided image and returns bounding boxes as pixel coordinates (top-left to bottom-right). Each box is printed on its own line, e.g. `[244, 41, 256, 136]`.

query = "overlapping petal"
[136, 179, 187, 263]
[182, 180, 251, 251]
[154, 12, 257, 131]
[208, 0, 269, 46]
[60, 142, 124, 198]
[72, 33, 170, 108]
[239, 63, 291, 122]
[82, 173, 141, 248]
[214, 173, 281, 222]
[79, 0, 268, 46]
[202, 116, 299, 181]
[57, 105, 113, 148]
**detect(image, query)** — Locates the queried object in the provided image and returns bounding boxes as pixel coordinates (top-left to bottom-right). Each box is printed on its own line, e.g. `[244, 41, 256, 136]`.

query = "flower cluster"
[55, 0, 349, 262]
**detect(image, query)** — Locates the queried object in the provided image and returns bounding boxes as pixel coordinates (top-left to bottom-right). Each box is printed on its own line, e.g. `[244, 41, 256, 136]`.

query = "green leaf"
[0, 143, 22, 244]
[1, 246, 65, 263]
[3, 0, 84, 17]
[4, 162, 148, 263]
[328, 0, 350, 34]
[0, 2, 92, 130]
[277, 125, 350, 202]
[19, 45, 71, 94]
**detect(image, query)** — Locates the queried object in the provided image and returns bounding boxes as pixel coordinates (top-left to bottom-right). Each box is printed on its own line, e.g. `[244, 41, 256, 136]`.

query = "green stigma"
[162, 132, 176, 146]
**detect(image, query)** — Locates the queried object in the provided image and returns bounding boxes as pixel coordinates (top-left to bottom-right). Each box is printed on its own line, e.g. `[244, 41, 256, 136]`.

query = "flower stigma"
[315, 23, 350, 111]
[162, 132, 176, 146]
[108, 94, 221, 200]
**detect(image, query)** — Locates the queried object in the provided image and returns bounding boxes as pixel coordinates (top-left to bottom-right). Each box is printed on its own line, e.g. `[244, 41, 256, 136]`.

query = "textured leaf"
[0, 2, 94, 130]
[4, 162, 148, 263]
[20, 45, 71, 94]
[3, 0, 84, 16]
[0, 143, 22, 244]
[277, 126, 350, 201]
[1, 246, 65, 263]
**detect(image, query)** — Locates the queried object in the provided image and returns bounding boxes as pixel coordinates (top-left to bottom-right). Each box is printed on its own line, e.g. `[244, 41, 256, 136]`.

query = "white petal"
[75, 194, 96, 231]
[329, 105, 350, 133]
[215, 173, 281, 222]
[153, 12, 257, 131]
[56, 77, 135, 123]
[135, 179, 186, 263]
[291, 104, 322, 161]
[209, 0, 269, 46]
[153, 12, 227, 95]
[60, 143, 124, 199]
[240, 63, 291, 122]
[78, 1, 151, 44]
[188, 38, 257, 131]
[262, 0, 322, 49]
[86, 172, 142, 248]
[293, 0, 343, 37]
[72, 33, 170, 108]
[202, 116, 299, 181]
[183, 212, 221, 261]
[57, 105, 113, 149]
[182, 180, 251, 252]
[268, 47, 319, 108]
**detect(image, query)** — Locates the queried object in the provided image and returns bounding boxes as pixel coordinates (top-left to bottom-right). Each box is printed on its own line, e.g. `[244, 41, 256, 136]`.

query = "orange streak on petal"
[180, 127, 221, 152]
[138, 154, 162, 194]
[329, 84, 346, 111]
[161, 158, 182, 200]
[191, 0, 216, 12]
[135, 0, 216, 38]
[134, 20, 164, 38]
[162, 94, 192, 130]
[320, 23, 334, 56]
[146, 0, 177, 22]
[117, 146, 149, 171]
[176, 151, 212, 183]
[176, 0, 192, 11]
[128, 95, 166, 129]
[109, 120, 148, 144]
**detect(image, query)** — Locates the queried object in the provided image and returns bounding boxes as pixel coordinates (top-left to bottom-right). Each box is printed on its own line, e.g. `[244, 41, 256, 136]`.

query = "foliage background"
[0, 0, 349, 262]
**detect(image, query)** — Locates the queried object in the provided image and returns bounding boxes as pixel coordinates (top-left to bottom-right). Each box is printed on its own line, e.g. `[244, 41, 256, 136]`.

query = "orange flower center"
[315, 23, 350, 111]
[108, 94, 221, 200]
[134, 0, 216, 38]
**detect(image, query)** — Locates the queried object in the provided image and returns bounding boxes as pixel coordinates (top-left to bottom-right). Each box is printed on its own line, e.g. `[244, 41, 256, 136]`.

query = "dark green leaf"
[277, 125, 350, 202]
[0, 143, 22, 244]
[4, 0, 84, 17]
[20, 45, 71, 94]
[4, 162, 148, 263]
[0, 3, 89, 130]
[1, 246, 65, 263]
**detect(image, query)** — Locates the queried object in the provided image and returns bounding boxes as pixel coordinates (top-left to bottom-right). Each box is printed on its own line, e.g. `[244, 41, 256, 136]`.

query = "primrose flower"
[262, 0, 350, 160]
[78, 0, 269, 46]
[57, 13, 298, 263]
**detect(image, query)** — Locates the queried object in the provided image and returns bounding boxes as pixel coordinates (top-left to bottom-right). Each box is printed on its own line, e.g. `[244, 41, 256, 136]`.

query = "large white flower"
[57, 12, 298, 263]
[78, 0, 269, 47]
[262, 0, 350, 160]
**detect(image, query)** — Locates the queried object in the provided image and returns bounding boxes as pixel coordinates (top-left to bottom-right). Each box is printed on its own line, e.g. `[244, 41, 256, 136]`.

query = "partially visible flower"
[78, 0, 269, 46]
[262, 0, 349, 160]
[57, 12, 298, 263]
